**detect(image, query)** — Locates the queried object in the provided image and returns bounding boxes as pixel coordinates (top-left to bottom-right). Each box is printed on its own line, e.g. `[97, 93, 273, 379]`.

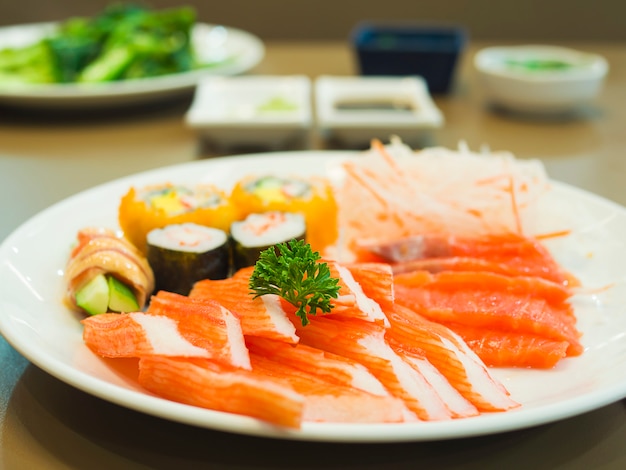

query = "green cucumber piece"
[107, 276, 139, 312]
[75, 274, 110, 316]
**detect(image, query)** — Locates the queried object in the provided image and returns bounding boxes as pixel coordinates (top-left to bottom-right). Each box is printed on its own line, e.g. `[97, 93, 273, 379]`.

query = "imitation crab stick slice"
[250, 354, 408, 423]
[138, 356, 304, 429]
[386, 305, 520, 412]
[345, 262, 395, 310]
[245, 336, 390, 397]
[446, 324, 570, 369]
[189, 266, 298, 344]
[285, 311, 451, 421]
[385, 336, 479, 418]
[82, 312, 216, 359]
[324, 261, 389, 326]
[145, 291, 250, 369]
[393, 273, 583, 356]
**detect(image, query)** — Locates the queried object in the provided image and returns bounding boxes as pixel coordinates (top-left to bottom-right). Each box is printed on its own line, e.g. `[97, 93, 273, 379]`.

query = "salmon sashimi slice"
[189, 267, 298, 344]
[250, 354, 409, 423]
[83, 312, 216, 359]
[145, 291, 251, 370]
[386, 336, 479, 418]
[285, 310, 453, 421]
[393, 274, 583, 357]
[324, 261, 389, 325]
[357, 232, 578, 287]
[445, 323, 570, 369]
[394, 270, 574, 308]
[386, 305, 520, 412]
[138, 356, 304, 428]
[345, 262, 395, 310]
[245, 336, 390, 397]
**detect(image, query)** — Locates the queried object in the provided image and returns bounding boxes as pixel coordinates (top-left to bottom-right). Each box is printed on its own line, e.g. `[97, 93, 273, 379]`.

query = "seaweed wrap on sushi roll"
[147, 223, 230, 295]
[230, 211, 306, 269]
[119, 183, 239, 253]
[230, 175, 337, 255]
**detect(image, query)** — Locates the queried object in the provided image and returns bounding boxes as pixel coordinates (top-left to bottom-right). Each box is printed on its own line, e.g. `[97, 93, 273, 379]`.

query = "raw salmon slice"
[445, 323, 569, 369]
[189, 267, 298, 344]
[358, 232, 578, 287]
[250, 353, 408, 423]
[145, 291, 250, 369]
[245, 336, 389, 397]
[138, 356, 304, 428]
[386, 305, 520, 412]
[284, 310, 452, 421]
[393, 273, 583, 356]
[82, 312, 214, 359]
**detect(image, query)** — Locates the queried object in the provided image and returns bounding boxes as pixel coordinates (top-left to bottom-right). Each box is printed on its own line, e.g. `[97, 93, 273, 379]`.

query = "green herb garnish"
[249, 239, 340, 326]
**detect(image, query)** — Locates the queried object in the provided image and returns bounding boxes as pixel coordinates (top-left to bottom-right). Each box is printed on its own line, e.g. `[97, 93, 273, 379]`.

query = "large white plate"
[1, 151, 626, 443]
[0, 22, 264, 108]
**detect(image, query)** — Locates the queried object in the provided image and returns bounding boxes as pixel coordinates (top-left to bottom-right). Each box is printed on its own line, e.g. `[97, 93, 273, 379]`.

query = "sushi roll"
[147, 223, 230, 295]
[119, 183, 239, 253]
[65, 227, 155, 316]
[229, 175, 338, 255]
[230, 211, 306, 269]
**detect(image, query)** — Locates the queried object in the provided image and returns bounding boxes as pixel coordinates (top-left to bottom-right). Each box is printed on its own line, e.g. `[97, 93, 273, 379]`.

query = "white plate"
[0, 22, 265, 108]
[1, 151, 626, 443]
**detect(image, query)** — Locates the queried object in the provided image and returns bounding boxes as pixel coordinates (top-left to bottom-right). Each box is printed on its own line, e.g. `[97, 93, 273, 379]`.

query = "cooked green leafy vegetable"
[249, 239, 340, 327]
[0, 2, 202, 84]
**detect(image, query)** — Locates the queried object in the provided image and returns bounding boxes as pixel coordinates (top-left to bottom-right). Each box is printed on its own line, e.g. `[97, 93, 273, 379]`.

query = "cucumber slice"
[75, 274, 110, 316]
[107, 276, 139, 312]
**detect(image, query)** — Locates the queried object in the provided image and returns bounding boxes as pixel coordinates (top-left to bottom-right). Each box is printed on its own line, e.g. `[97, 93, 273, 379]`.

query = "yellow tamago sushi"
[119, 183, 240, 253]
[229, 175, 338, 254]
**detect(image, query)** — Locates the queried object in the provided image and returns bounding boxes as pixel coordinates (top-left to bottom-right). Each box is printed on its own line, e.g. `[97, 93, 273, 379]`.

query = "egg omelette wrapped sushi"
[147, 223, 230, 295]
[230, 211, 306, 270]
[229, 175, 338, 255]
[119, 183, 239, 253]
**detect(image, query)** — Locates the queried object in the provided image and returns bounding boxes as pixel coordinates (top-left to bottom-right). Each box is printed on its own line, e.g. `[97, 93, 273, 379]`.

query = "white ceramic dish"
[474, 45, 608, 114]
[185, 75, 312, 148]
[314, 76, 444, 146]
[0, 22, 265, 109]
[1, 151, 626, 443]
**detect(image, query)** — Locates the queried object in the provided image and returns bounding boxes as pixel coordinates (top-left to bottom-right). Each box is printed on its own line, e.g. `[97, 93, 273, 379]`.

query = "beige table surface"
[1, 41, 626, 469]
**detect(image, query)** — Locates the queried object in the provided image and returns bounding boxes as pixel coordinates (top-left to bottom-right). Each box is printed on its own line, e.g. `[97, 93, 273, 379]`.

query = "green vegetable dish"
[0, 2, 213, 85]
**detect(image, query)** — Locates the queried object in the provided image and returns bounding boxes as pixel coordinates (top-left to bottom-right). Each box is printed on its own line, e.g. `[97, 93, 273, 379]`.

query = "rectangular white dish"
[314, 75, 444, 146]
[185, 75, 312, 148]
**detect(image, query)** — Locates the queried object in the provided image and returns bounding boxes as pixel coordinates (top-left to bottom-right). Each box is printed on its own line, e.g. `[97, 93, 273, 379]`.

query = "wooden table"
[1, 41, 625, 469]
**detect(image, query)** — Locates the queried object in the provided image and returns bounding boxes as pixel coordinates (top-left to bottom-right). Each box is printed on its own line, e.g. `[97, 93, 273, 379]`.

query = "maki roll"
[230, 211, 306, 269]
[119, 183, 239, 253]
[229, 175, 338, 255]
[147, 223, 230, 295]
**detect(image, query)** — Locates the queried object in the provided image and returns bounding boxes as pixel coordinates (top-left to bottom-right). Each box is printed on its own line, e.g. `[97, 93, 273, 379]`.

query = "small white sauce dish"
[474, 45, 609, 115]
[314, 75, 444, 146]
[185, 75, 312, 148]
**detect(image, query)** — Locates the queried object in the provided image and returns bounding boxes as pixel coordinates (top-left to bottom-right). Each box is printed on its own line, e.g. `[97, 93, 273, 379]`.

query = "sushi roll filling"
[231, 212, 305, 248]
[147, 223, 228, 253]
[244, 176, 311, 203]
[140, 186, 224, 216]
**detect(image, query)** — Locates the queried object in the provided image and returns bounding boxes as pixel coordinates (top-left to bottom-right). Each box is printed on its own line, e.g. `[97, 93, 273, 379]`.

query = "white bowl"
[185, 75, 312, 148]
[314, 75, 444, 146]
[474, 45, 609, 114]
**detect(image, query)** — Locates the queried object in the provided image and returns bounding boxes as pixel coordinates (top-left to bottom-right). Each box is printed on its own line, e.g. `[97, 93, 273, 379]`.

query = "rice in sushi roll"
[119, 183, 239, 253]
[229, 175, 337, 255]
[147, 223, 230, 295]
[230, 211, 306, 269]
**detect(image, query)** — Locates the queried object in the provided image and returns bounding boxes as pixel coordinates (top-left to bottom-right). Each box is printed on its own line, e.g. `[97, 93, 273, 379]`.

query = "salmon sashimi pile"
[70, 138, 585, 429]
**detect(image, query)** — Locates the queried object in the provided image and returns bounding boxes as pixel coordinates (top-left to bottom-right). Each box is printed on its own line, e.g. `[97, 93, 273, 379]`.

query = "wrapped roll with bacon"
[65, 227, 155, 316]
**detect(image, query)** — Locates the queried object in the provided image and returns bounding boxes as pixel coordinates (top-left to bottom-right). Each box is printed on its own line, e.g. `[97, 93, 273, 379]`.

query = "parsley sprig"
[249, 239, 340, 326]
